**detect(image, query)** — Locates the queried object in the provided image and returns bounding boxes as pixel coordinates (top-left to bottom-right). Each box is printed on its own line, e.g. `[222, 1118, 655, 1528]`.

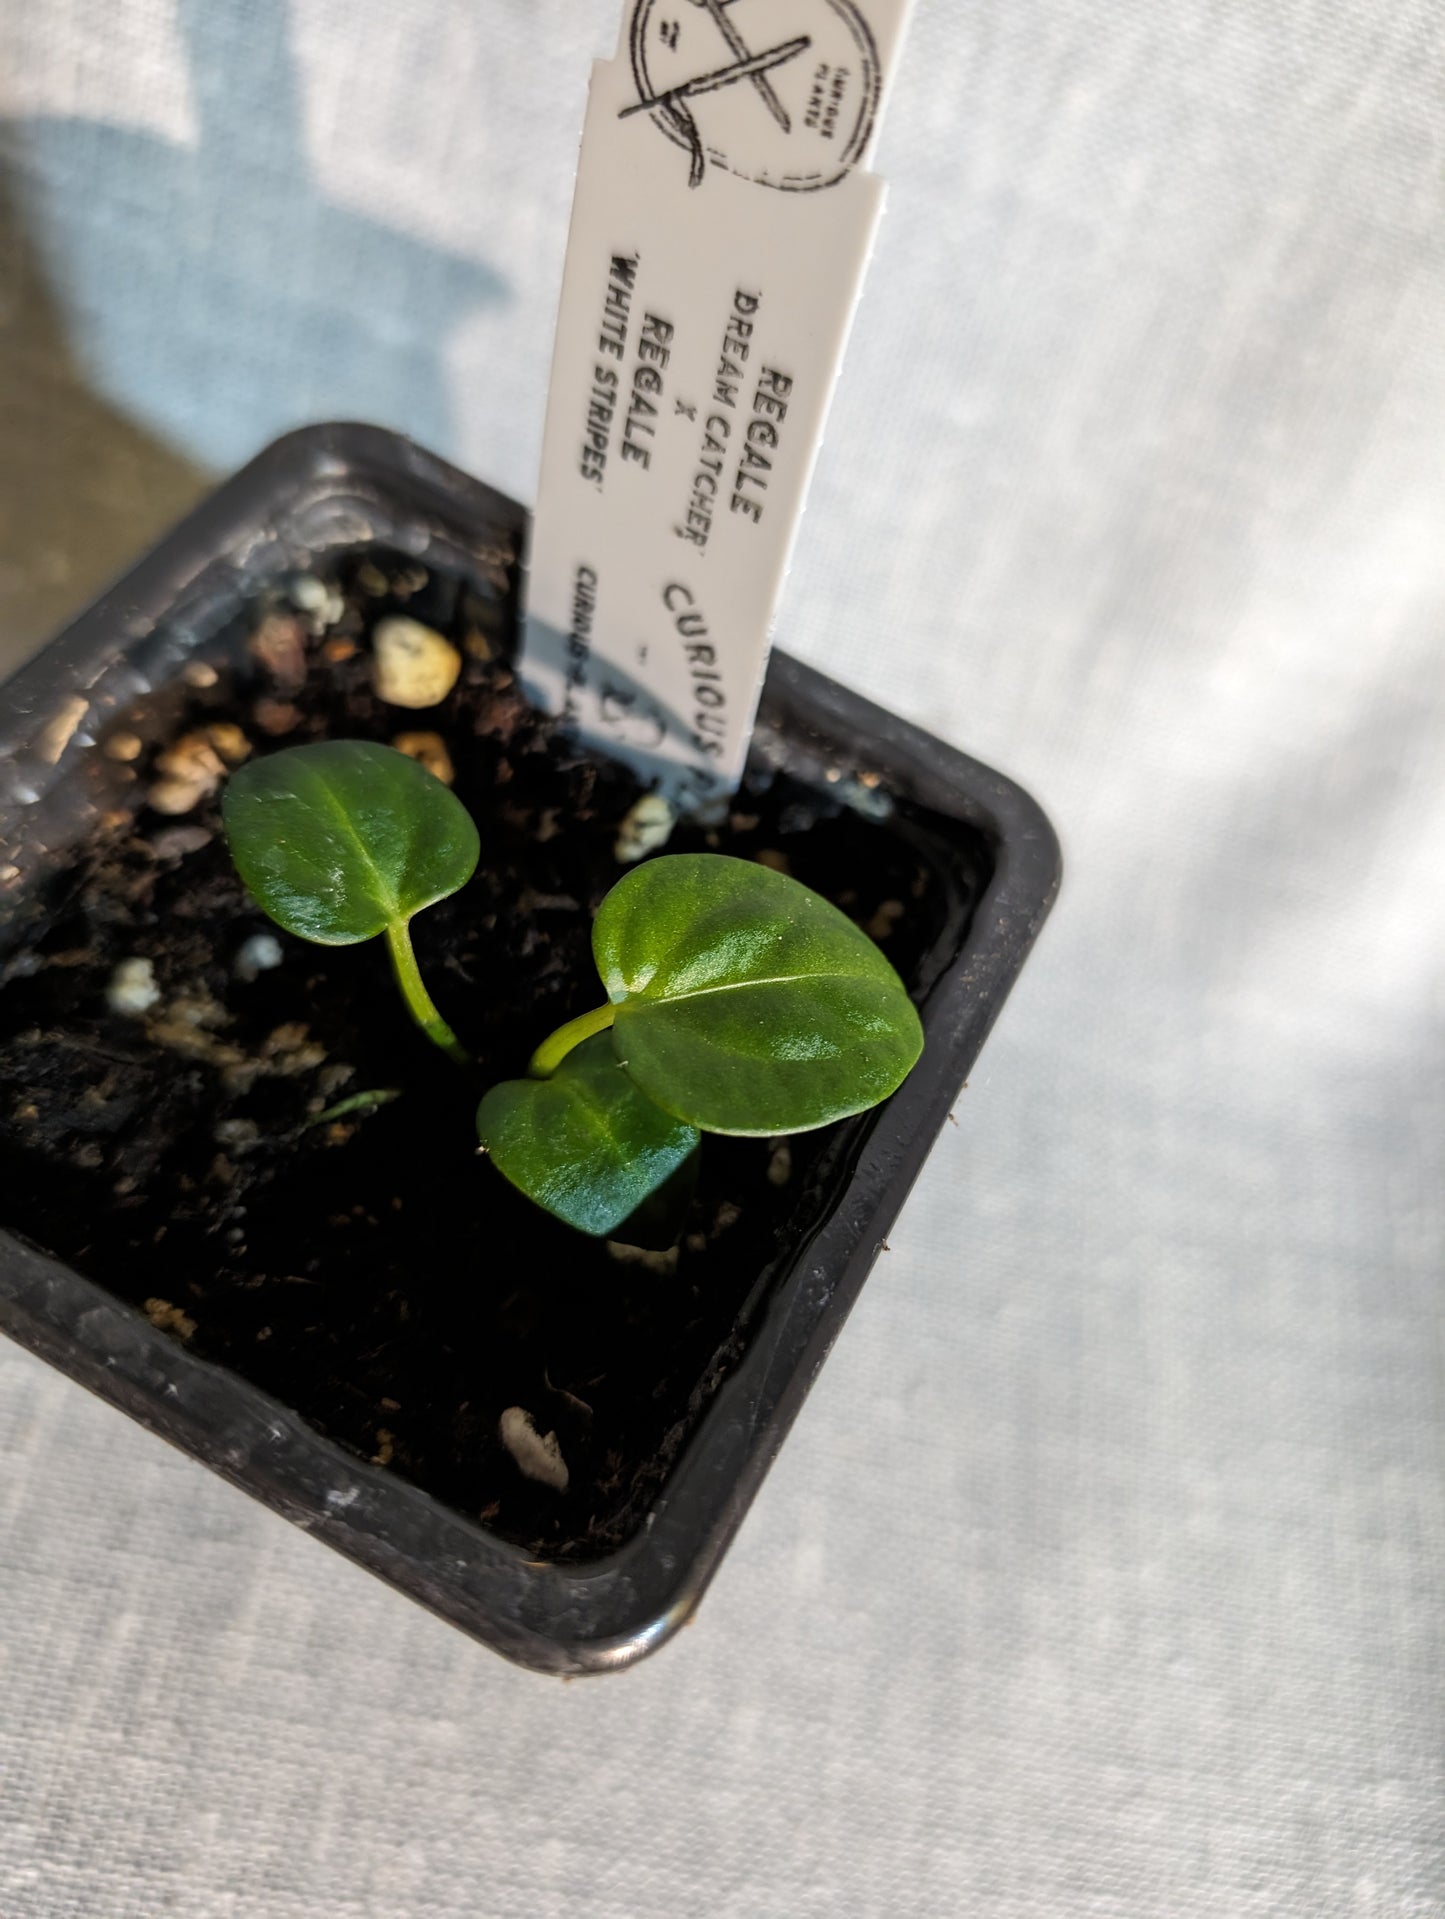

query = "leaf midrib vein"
[310, 774, 400, 922]
[633, 969, 871, 1005]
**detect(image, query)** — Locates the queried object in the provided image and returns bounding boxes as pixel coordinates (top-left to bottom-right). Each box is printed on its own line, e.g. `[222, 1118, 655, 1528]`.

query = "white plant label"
[522, 0, 915, 811]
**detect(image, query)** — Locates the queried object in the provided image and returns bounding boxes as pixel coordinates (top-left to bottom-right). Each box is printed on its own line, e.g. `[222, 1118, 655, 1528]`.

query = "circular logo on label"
[624, 0, 881, 192]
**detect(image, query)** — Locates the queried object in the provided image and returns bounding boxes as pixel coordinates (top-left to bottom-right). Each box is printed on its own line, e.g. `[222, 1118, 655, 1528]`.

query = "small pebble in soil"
[372, 616, 462, 709]
[206, 723, 252, 767]
[841, 777, 895, 823]
[246, 612, 308, 692]
[144, 1297, 197, 1340]
[36, 696, 89, 766]
[614, 792, 675, 863]
[147, 728, 231, 815]
[767, 1141, 793, 1187]
[253, 698, 301, 737]
[607, 1241, 680, 1277]
[290, 575, 345, 626]
[865, 899, 905, 941]
[499, 1407, 570, 1492]
[390, 731, 455, 785]
[150, 824, 213, 861]
[106, 956, 161, 1018]
[103, 732, 144, 763]
[147, 775, 203, 813]
[234, 932, 284, 981]
[182, 661, 219, 689]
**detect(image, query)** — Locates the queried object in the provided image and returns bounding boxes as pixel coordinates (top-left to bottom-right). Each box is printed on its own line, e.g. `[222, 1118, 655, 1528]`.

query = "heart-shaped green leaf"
[222, 740, 479, 944]
[594, 854, 924, 1136]
[477, 1033, 701, 1237]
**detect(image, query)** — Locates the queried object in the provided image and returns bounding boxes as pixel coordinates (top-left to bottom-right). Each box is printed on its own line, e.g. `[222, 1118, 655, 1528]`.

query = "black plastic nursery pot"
[0, 425, 1059, 1675]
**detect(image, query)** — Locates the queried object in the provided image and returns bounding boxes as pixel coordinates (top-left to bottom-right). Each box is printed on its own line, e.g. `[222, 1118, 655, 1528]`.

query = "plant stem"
[528, 1002, 617, 1078]
[384, 920, 468, 1065]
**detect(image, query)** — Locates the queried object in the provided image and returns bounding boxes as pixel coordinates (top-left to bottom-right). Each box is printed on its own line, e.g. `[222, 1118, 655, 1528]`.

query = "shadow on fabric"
[0, 164, 209, 672]
[1, 0, 510, 665]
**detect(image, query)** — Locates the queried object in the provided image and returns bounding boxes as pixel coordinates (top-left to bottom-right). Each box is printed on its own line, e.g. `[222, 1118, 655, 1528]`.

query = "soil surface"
[0, 552, 975, 1557]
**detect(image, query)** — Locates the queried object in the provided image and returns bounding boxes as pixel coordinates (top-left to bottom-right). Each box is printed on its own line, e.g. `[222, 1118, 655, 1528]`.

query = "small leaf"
[477, 1033, 700, 1237]
[222, 740, 479, 944]
[594, 854, 923, 1135]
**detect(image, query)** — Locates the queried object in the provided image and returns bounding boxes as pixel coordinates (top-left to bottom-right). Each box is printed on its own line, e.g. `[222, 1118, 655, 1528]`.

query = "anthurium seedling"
[478, 853, 924, 1226]
[222, 740, 478, 1064]
[222, 740, 924, 1240]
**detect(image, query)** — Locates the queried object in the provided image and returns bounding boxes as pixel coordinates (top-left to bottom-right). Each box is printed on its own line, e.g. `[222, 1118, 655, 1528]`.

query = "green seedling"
[223, 741, 923, 1239]
[223, 741, 478, 1063]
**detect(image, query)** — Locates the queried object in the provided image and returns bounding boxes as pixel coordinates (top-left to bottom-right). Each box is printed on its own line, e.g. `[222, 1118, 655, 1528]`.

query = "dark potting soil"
[0, 553, 978, 1558]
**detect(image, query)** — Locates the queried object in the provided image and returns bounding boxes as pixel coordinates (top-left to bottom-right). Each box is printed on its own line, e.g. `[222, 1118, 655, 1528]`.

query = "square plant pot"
[0, 424, 1059, 1674]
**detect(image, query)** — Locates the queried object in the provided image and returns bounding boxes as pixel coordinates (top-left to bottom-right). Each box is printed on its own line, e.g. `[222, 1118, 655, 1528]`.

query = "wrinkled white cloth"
[1, 3, 1442, 1915]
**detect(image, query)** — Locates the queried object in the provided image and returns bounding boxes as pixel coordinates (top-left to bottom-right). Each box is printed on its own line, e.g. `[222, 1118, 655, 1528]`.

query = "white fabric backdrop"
[1, 2, 1442, 1913]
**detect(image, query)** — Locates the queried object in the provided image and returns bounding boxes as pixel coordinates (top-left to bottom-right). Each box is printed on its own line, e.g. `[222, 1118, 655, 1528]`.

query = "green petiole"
[527, 1002, 617, 1079]
[385, 920, 469, 1066]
